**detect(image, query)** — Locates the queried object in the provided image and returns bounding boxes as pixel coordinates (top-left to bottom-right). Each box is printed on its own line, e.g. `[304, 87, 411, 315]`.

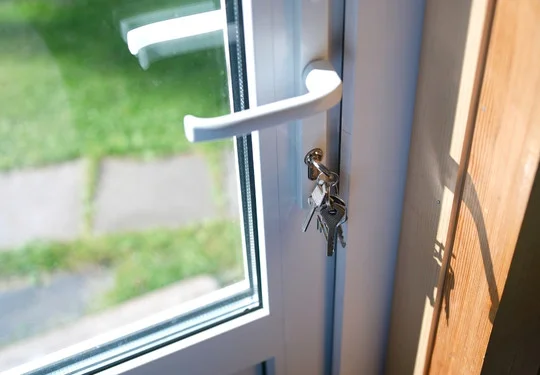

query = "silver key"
[330, 195, 348, 225]
[337, 226, 346, 247]
[312, 180, 328, 206]
[317, 213, 329, 238]
[329, 194, 346, 209]
[330, 194, 348, 248]
[319, 202, 346, 256]
[302, 197, 317, 232]
[302, 183, 328, 232]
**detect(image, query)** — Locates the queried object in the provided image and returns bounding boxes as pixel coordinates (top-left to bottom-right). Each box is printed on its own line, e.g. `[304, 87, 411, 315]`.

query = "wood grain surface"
[427, 0, 540, 372]
[385, 0, 492, 373]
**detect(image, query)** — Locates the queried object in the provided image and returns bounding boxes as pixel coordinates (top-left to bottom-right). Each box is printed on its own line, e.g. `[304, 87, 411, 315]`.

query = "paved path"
[0, 150, 240, 367]
[0, 268, 113, 347]
[93, 154, 219, 234]
[0, 160, 86, 250]
[0, 151, 239, 248]
[0, 276, 218, 372]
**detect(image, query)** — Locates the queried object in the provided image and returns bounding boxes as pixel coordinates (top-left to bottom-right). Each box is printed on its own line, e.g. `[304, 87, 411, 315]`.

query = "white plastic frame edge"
[3, 0, 283, 374]
[331, 0, 426, 373]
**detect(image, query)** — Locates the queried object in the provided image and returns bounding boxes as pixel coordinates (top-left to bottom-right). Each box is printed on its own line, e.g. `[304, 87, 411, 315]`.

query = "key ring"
[310, 157, 337, 180]
[316, 171, 339, 187]
[316, 171, 339, 201]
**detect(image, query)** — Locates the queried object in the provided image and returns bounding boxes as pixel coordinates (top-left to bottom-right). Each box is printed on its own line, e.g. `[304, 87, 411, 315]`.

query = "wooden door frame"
[385, 1, 496, 372]
[385, 0, 540, 373]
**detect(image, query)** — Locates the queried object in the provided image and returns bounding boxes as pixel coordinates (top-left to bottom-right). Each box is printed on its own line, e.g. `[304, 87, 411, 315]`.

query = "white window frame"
[4, 0, 427, 372]
[79, 0, 341, 373]
[332, 0, 426, 373]
[110, 0, 342, 370]
[5, 0, 326, 372]
[114, 0, 428, 370]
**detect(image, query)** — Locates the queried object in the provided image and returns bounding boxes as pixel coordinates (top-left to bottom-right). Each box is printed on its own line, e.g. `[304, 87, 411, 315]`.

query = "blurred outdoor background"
[0, 0, 244, 370]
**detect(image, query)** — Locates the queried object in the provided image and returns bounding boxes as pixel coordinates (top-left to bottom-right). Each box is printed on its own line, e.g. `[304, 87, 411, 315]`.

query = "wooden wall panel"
[427, 0, 540, 372]
[385, 0, 492, 373]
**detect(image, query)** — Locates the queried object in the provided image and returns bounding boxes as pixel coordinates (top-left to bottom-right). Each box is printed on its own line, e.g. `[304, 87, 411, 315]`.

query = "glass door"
[0, 0, 343, 373]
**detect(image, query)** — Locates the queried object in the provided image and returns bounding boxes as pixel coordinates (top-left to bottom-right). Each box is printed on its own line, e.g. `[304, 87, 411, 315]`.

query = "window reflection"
[120, 2, 226, 69]
[0, 0, 243, 371]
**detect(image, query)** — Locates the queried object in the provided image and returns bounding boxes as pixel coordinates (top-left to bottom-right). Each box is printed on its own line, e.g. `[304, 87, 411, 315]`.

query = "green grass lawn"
[0, 0, 229, 170]
[0, 0, 244, 317]
[0, 220, 244, 309]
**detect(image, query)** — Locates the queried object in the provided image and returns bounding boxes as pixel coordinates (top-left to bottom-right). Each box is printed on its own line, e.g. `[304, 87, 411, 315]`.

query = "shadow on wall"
[439, 165, 500, 324]
[385, 0, 499, 373]
[429, 160, 499, 326]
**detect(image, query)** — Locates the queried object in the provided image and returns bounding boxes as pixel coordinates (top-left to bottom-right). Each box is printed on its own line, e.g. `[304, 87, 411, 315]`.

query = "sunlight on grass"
[0, 0, 243, 316]
[0, 0, 230, 170]
[0, 220, 244, 308]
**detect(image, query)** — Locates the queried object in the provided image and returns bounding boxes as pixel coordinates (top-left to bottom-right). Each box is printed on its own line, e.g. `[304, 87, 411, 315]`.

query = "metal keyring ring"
[317, 171, 339, 186]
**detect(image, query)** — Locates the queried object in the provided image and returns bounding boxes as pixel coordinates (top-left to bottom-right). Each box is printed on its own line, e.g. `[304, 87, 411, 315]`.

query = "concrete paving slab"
[0, 268, 113, 347]
[93, 155, 217, 233]
[0, 275, 218, 371]
[0, 160, 85, 250]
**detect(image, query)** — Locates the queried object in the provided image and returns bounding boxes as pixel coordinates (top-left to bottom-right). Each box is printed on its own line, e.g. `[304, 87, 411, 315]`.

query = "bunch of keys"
[302, 172, 347, 256]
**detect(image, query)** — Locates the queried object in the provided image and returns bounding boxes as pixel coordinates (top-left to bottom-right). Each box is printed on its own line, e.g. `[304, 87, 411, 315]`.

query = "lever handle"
[184, 60, 342, 142]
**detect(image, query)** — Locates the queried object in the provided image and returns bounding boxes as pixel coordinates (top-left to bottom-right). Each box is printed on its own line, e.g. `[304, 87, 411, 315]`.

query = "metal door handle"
[184, 60, 342, 142]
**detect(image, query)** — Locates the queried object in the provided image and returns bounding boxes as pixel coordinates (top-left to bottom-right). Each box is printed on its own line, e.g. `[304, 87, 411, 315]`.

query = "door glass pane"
[0, 0, 260, 372]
